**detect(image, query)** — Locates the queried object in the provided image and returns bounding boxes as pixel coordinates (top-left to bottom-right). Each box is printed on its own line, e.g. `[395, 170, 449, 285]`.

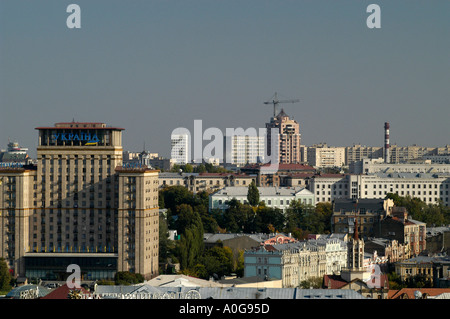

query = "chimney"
[384, 122, 390, 163]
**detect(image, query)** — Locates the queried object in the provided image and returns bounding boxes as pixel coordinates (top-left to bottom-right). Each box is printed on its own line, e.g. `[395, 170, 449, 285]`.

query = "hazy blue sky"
[1, 0, 449, 158]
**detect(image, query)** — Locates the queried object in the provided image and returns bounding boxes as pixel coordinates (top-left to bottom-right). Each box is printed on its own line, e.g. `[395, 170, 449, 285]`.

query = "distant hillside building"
[0, 140, 30, 167]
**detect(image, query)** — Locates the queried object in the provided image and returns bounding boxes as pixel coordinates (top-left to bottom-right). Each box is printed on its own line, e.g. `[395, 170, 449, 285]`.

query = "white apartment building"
[305, 144, 346, 168]
[350, 158, 450, 175]
[209, 186, 315, 211]
[224, 134, 265, 166]
[170, 134, 189, 165]
[309, 173, 450, 206]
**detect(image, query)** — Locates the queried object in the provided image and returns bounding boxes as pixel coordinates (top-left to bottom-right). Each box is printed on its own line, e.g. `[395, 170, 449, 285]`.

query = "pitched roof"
[388, 288, 450, 299]
[323, 275, 348, 289]
[41, 283, 91, 299]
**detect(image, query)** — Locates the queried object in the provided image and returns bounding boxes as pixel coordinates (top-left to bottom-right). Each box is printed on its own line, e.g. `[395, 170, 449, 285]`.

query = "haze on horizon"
[1, 0, 449, 159]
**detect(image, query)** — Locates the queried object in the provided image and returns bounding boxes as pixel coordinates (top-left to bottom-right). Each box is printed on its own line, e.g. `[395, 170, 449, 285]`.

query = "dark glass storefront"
[24, 253, 117, 281]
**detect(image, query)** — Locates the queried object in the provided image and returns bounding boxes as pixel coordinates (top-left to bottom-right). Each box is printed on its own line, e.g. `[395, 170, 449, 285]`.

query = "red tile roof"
[323, 275, 348, 289]
[388, 288, 450, 299]
[41, 283, 91, 299]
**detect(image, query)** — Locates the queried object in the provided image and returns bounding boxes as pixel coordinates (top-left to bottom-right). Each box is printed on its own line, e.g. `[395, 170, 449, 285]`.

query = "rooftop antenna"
[264, 92, 299, 117]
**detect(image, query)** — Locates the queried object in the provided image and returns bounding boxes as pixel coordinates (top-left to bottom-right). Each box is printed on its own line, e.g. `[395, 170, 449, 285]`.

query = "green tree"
[214, 199, 255, 233]
[0, 258, 12, 293]
[286, 200, 323, 233]
[114, 271, 144, 285]
[300, 277, 323, 289]
[196, 246, 234, 279]
[159, 215, 176, 264]
[176, 206, 204, 270]
[247, 181, 260, 207]
[386, 193, 450, 227]
[254, 206, 285, 233]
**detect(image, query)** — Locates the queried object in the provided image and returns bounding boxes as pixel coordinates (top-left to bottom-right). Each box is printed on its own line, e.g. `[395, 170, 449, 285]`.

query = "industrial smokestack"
[384, 122, 390, 163]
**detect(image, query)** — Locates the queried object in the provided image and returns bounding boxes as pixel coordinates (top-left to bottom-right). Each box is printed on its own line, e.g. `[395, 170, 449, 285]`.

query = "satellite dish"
[414, 290, 422, 299]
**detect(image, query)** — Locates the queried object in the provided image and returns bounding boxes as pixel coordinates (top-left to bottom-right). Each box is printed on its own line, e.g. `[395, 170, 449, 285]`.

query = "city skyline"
[1, 1, 449, 159]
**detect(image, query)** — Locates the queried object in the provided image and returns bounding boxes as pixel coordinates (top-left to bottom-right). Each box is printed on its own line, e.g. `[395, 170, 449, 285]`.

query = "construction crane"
[264, 92, 299, 117]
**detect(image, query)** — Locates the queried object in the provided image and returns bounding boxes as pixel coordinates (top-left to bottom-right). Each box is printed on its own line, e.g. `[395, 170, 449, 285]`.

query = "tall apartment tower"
[265, 109, 301, 164]
[171, 133, 189, 165]
[384, 122, 390, 164]
[0, 122, 159, 280]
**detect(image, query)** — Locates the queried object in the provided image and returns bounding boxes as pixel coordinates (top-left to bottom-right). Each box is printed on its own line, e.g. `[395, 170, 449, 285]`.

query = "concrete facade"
[0, 122, 160, 280]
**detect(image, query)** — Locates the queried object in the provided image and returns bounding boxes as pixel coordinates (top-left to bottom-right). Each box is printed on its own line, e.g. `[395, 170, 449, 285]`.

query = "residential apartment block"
[224, 134, 265, 166]
[345, 144, 450, 165]
[309, 173, 450, 206]
[170, 133, 189, 165]
[350, 158, 450, 175]
[304, 144, 346, 168]
[265, 109, 301, 164]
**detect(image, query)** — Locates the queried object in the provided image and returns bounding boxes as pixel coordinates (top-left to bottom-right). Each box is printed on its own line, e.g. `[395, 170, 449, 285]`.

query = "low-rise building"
[375, 207, 427, 257]
[244, 235, 347, 288]
[159, 172, 257, 194]
[209, 186, 315, 211]
[240, 163, 316, 187]
[394, 255, 450, 287]
[364, 238, 409, 264]
[331, 198, 394, 238]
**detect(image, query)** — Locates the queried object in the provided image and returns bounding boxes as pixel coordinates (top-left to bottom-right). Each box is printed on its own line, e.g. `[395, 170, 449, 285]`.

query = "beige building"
[345, 144, 450, 166]
[159, 172, 257, 194]
[265, 109, 301, 164]
[0, 121, 159, 280]
[305, 144, 346, 168]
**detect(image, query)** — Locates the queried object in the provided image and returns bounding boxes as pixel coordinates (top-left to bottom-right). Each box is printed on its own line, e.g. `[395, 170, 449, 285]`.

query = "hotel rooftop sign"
[35, 122, 124, 147]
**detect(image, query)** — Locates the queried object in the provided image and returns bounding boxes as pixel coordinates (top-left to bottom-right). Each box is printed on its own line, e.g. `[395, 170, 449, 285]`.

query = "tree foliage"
[114, 271, 144, 285]
[0, 258, 12, 293]
[159, 185, 335, 278]
[247, 181, 260, 207]
[175, 205, 204, 270]
[386, 193, 450, 226]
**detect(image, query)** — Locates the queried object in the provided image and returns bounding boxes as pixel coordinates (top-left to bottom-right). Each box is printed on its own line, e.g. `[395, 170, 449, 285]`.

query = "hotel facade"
[0, 122, 159, 281]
